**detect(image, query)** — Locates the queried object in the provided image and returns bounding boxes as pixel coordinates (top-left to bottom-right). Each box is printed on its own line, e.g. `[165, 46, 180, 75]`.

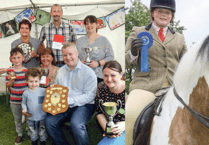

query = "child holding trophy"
[6, 47, 28, 144]
[95, 60, 125, 145]
[22, 67, 47, 145]
[125, 0, 187, 144]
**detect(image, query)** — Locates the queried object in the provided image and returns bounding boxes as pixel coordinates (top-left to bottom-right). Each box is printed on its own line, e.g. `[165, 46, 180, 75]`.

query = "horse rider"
[125, 0, 187, 144]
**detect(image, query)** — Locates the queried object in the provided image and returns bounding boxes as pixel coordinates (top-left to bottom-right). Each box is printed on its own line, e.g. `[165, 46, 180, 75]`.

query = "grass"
[0, 94, 102, 145]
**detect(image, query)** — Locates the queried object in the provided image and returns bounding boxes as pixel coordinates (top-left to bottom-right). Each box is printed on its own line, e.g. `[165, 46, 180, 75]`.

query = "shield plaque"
[42, 85, 69, 116]
[17, 43, 33, 63]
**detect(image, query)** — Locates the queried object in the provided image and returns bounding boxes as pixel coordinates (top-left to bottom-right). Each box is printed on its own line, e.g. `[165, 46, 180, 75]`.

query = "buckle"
[56, 61, 65, 65]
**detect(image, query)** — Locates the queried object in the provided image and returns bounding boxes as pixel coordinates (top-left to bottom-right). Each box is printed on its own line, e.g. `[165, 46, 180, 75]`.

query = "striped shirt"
[6, 67, 28, 104]
[39, 21, 77, 62]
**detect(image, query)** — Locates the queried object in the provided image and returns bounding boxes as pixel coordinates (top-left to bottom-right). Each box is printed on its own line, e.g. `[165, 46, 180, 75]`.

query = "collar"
[66, 59, 81, 71]
[51, 20, 63, 28]
[152, 22, 168, 33]
[19, 36, 32, 43]
[145, 23, 175, 34]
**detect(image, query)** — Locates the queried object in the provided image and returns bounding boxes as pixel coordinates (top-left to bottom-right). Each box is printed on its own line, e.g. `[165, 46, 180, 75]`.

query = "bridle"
[173, 87, 209, 128]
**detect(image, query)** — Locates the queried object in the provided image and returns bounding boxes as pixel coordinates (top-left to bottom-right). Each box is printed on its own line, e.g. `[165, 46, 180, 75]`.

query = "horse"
[148, 35, 209, 145]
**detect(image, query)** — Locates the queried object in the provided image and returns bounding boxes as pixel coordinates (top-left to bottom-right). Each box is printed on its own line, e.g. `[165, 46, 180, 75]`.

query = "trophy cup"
[41, 68, 49, 76]
[8, 71, 16, 80]
[40, 68, 49, 87]
[17, 43, 34, 63]
[99, 100, 122, 135]
[84, 47, 93, 64]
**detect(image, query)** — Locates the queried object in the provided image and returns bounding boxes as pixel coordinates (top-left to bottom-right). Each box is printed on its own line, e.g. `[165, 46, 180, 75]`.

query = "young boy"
[22, 67, 47, 145]
[6, 47, 28, 144]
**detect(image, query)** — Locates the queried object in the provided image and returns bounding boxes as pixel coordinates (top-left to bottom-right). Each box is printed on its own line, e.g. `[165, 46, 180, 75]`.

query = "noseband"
[173, 87, 209, 128]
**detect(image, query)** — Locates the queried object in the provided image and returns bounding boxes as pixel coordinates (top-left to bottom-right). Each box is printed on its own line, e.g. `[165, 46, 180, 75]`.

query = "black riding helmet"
[150, 0, 176, 12]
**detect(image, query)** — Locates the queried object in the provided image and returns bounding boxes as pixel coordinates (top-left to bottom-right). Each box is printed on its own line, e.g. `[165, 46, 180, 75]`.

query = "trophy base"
[85, 62, 91, 65]
[105, 126, 114, 136]
[11, 77, 16, 80]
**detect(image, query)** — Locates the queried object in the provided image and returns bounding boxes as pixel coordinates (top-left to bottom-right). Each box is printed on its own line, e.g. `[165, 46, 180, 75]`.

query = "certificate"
[52, 34, 65, 50]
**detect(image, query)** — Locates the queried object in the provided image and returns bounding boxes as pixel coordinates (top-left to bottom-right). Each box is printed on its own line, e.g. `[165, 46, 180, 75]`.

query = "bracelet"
[97, 61, 101, 67]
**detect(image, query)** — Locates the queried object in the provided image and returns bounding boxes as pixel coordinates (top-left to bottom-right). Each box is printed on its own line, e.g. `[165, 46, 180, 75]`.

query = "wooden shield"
[17, 43, 33, 63]
[42, 85, 69, 116]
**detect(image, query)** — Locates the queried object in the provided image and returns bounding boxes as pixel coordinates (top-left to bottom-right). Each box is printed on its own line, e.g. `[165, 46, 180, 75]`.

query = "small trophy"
[17, 43, 34, 63]
[8, 71, 16, 80]
[84, 47, 93, 64]
[42, 85, 69, 116]
[99, 100, 122, 135]
[40, 68, 49, 87]
[41, 68, 49, 76]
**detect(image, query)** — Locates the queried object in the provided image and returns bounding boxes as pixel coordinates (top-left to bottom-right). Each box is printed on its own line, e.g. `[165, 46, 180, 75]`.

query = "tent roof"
[0, 0, 124, 10]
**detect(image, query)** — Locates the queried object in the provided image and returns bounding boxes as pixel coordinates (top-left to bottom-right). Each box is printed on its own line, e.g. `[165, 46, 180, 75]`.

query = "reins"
[173, 87, 209, 128]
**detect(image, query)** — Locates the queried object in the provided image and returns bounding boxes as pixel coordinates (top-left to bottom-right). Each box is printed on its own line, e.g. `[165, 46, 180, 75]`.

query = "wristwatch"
[97, 61, 101, 67]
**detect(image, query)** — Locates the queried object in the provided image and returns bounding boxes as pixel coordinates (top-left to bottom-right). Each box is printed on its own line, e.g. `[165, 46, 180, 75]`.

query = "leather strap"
[173, 87, 209, 128]
[56, 61, 65, 65]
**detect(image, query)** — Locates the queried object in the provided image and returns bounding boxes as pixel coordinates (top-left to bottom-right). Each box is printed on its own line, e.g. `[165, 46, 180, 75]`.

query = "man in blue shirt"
[44, 43, 97, 145]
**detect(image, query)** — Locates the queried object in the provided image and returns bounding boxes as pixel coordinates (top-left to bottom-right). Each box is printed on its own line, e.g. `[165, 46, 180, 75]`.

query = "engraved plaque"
[42, 85, 69, 116]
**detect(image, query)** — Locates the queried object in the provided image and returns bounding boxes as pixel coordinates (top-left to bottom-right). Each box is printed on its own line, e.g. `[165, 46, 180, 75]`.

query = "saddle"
[133, 88, 169, 145]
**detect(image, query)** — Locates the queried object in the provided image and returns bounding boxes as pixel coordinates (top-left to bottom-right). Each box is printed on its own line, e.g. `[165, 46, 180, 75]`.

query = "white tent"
[0, 0, 125, 70]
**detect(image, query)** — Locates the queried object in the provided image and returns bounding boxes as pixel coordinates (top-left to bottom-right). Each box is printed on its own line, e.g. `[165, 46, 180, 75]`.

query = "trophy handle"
[113, 100, 122, 118]
[98, 99, 109, 117]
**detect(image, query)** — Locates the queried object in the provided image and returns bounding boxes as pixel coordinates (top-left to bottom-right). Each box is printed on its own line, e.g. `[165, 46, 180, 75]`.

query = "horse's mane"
[173, 35, 209, 103]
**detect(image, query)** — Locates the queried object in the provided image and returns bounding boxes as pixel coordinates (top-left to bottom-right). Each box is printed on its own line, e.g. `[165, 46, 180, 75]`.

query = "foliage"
[125, 0, 150, 40]
[125, 0, 150, 94]
[125, 0, 186, 94]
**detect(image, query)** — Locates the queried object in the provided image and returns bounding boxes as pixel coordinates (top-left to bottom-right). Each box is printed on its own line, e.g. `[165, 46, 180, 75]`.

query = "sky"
[125, 0, 209, 48]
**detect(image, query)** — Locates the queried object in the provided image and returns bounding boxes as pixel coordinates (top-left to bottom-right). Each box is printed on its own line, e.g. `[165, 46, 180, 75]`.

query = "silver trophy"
[40, 68, 49, 87]
[99, 99, 122, 135]
[84, 47, 93, 64]
[41, 68, 49, 77]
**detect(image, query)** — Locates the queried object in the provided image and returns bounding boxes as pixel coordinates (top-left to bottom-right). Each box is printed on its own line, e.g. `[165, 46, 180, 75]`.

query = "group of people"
[6, 3, 125, 145]
[125, 0, 187, 144]
[5, 0, 189, 144]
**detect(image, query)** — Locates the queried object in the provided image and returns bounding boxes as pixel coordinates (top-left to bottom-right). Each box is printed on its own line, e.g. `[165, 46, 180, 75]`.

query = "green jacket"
[125, 23, 187, 93]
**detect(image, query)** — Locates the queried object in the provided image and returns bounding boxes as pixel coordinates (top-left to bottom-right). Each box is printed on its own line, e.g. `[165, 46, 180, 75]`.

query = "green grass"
[0, 94, 102, 145]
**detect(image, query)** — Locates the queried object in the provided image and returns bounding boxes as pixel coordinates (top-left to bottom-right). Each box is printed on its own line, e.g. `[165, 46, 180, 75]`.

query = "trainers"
[15, 136, 22, 144]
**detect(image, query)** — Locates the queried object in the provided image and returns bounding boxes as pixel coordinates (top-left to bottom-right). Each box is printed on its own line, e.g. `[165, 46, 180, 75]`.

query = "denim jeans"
[45, 104, 95, 145]
[27, 120, 47, 142]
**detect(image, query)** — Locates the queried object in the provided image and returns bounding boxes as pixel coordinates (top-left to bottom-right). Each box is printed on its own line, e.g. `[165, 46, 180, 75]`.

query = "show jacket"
[125, 23, 187, 93]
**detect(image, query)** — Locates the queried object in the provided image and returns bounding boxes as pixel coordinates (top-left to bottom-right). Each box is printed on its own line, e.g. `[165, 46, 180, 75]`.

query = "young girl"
[125, 0, 187, 144]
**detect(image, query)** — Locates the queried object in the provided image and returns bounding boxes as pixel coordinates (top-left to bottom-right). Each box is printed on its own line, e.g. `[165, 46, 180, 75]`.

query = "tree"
[125, 0, 186, 94]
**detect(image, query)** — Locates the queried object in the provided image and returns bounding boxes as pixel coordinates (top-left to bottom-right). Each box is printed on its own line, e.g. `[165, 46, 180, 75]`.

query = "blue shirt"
[22, 87, 46, 121]
[55, 60, 97, 107]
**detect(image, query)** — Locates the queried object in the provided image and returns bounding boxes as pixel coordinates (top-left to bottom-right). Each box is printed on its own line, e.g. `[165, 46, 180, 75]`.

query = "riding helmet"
[150, 0, 176, 12]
